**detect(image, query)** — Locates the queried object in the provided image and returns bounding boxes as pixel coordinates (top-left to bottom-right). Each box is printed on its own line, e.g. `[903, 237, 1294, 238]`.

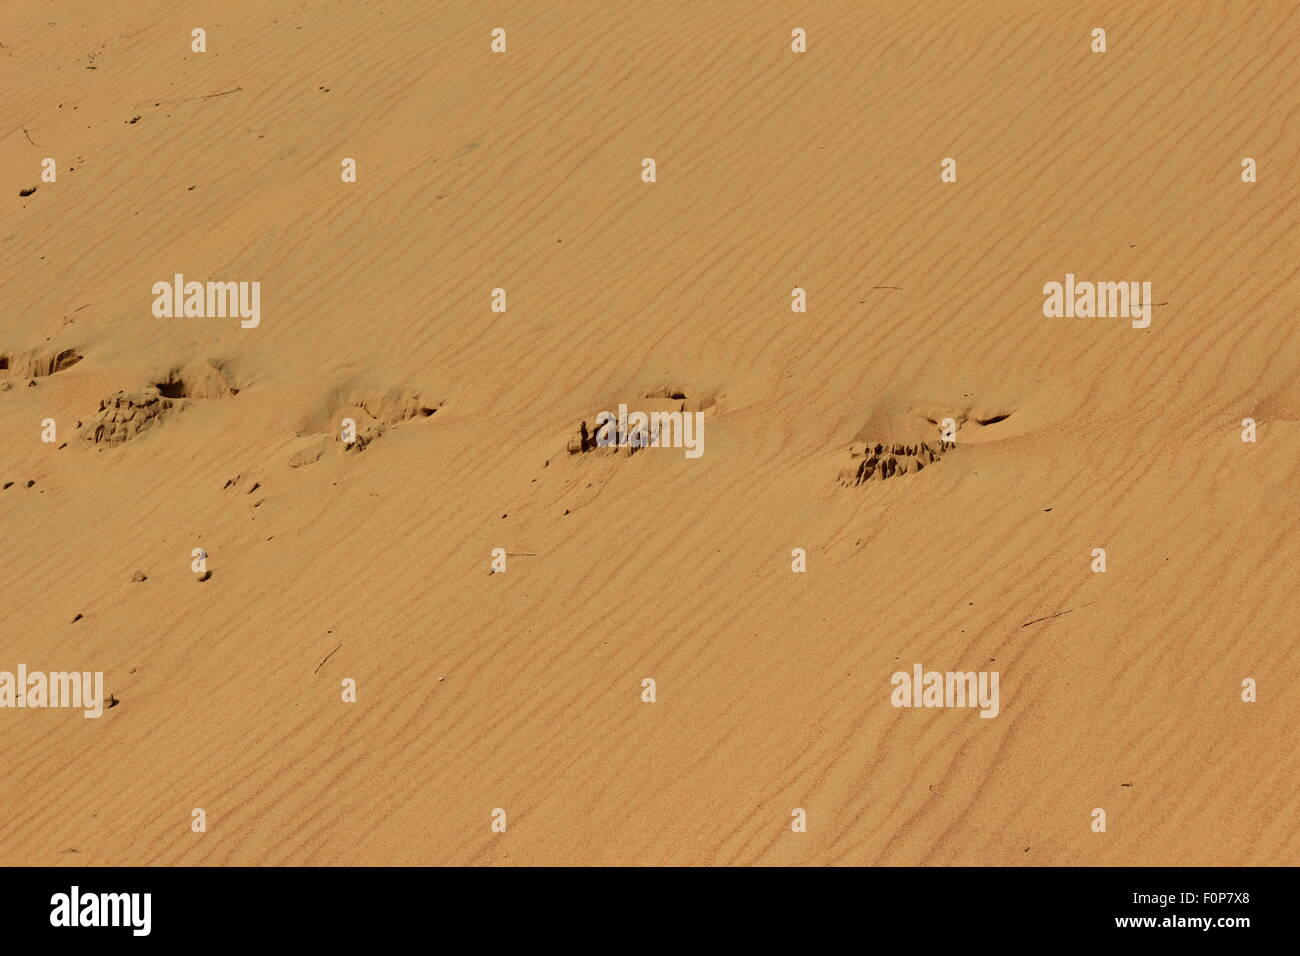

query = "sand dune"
[1, 0, 1297, 865]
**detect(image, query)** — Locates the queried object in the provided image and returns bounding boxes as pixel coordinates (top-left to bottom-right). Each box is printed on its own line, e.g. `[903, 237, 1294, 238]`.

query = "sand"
[1, 0, 1297, 866]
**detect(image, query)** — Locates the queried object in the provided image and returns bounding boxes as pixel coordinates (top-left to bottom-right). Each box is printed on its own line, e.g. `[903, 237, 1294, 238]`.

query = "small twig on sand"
[195, 86, 242, 100]
[314, 642, 343, 674]
[1020, 601, 1096, 629]
[137, 86, 242, 108]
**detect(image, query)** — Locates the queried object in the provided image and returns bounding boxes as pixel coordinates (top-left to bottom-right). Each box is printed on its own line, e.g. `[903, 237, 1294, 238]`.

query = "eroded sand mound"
[836, 440, 953, 485]
[79, 388, 181, 447]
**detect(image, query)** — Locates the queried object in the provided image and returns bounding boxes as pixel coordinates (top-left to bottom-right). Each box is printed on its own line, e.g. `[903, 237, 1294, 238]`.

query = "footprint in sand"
[835, 401, 1016, 487]
[288, 387, 441, 466]
[79, 361, 239, 448]
[565, 384, 717, 457]
[0, 346, 82, 379]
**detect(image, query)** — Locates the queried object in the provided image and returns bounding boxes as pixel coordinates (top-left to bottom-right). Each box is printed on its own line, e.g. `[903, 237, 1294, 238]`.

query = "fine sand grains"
[0, 1, 1297, 865]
